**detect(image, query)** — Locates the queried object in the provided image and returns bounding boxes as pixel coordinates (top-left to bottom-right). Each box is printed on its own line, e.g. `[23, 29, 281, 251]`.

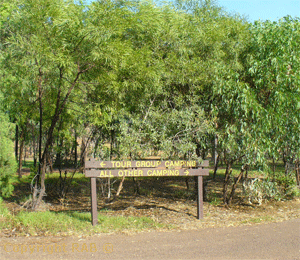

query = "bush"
[0, 112, 17, 197]
[273, 172, 300, 199]
[243, 173, 300, 205]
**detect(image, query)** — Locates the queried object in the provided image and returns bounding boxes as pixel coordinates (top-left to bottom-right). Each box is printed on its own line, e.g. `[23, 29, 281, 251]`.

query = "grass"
[0, 201, 165, 236]
[240, 216, 275, 224]
[0, 199, 13, 230]
[19, 171, 88, 184]
[22, 161, 34, 168]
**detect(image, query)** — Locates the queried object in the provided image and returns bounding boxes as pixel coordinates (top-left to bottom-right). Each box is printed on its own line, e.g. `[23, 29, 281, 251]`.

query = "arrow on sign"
[100, 162, 106, 167]
[184, 170, 189, 176]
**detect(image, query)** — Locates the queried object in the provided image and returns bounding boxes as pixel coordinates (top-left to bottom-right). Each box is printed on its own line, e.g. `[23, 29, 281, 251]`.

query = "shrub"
[0, 111, 17, 198]
[243, 173, 300, 205]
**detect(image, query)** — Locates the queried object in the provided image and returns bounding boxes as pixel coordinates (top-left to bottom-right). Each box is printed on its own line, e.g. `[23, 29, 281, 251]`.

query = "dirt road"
[1, 218, 299, 260]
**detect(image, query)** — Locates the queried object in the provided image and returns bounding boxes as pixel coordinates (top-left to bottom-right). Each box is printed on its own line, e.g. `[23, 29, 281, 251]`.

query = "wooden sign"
[84, 158, 210, 226]
[85, 168, 209, 178]
[85, 159, 209, 169]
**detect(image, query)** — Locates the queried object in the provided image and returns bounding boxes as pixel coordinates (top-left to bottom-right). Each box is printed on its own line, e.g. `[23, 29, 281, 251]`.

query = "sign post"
[197, 176, 203, 219]
[85, 159, 209, 225]
[90, 177, 98, 226]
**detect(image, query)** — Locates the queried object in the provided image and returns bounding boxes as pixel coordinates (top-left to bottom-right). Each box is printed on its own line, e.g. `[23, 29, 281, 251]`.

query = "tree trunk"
[244, 164, 249, 180]
[74, 130, 78, 166]
[213, 154, 220, 180]
[272, 156, 276, 175]
[107, 178, 111, 199]
[80, 137, 87, 169]
[33, 132, 37, 167]
[133, 177, 141, 195]
[116, 176, 125, 197]
[185, 177, 190, 191]
[18, 136, 24, 178]
[32, 79, 44, 210]
[223, 163, 232, 205]
[38, 81, 43, 183]
[23, 144, 27, 165]
[212, 135, 218, 176]
[227, 166, 245, 205]
[15, 124, 19, 161]
[33, 157, 47, 210]
[55, 138, 63, 169]
[296, 159, 300, 187]
[93, 136, 99, 158]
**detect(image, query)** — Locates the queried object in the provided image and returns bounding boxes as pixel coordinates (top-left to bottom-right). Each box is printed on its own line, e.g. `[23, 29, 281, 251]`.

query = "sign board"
[85, 159, 209, 169]
[84, 158, 209, 225]
[85, 168, 209, 178]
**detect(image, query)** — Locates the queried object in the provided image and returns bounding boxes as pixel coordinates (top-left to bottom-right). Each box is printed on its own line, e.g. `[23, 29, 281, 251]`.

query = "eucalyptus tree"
[0, 1, 17, 196]
[170, 0, 257, 204]
[99, 1, 213, 160]
[245, 17, 300, 182]
[111, 0, 254, 203]
[1, 0, 140, 209]
[213, 16, 300, 204]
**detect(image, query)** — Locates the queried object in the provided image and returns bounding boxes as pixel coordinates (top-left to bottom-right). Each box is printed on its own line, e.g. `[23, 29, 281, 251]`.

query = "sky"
[85, 0, 300, 23]
[217, 0, 300, 22]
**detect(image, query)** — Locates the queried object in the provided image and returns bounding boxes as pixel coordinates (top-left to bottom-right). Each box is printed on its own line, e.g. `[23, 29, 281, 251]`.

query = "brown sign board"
[85, 159, 209, 169]
[84, 158, 210, 225]
[85, 168, 209, 178]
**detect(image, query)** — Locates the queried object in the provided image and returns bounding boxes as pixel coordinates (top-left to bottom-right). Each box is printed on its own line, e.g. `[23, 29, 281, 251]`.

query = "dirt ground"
[1, 218, 299, 260]
[3, 173, 300, 236]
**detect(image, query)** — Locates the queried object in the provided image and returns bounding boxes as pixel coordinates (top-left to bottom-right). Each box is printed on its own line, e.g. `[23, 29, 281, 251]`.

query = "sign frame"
[84, 158, 209, 225]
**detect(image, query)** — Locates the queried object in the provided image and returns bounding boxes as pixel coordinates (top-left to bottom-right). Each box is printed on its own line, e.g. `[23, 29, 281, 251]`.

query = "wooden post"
[197, 176, 203, 219]
[91, 177, 98, 226]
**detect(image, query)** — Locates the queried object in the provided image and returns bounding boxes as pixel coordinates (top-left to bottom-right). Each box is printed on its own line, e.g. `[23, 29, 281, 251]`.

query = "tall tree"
[245, 16, 300, 178]
[1, 0, 138, 209]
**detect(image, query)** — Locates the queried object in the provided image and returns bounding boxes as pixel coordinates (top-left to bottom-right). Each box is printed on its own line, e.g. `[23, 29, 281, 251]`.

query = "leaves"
[0, 0, 299, 203]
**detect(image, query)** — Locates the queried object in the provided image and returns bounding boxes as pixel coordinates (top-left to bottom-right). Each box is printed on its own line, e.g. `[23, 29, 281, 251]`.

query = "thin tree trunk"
[116, 176, 125, 197]
[213, 154, 220, 180]
[93, 136, 99, 158]
[212, 135, 218, 176]
[23, 144, 27, 165]
[185, 177, 190, 191]
[80, 137, 87, 168]
[272, 156, 276, 175]
[223, 163, 232, 205]
[32, 75, 43, 210]
[18, 136, 24, 178]
[244, 164, 249, 180]
[295, 159, 300, 187]
[38, 80, 43, 182]
[34, 157, 47, 209]
[227, 167, 245, 205]
[107, 178, 111, 199]
[33, 132, 37, 167]
[74, 130, 78, 166]
[133, 177, 141, 195]
[15, 124, 19, 161]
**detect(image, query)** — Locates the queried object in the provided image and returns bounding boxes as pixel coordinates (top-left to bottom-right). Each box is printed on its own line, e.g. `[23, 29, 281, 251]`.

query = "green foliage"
[1, 0, 299, 205]
[243, 172, 300, 205]
[245, 17, 300, 163]
[116, 102, 211, 159]
[0, 111, 17, 198]
[272, 172, 300, 199]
